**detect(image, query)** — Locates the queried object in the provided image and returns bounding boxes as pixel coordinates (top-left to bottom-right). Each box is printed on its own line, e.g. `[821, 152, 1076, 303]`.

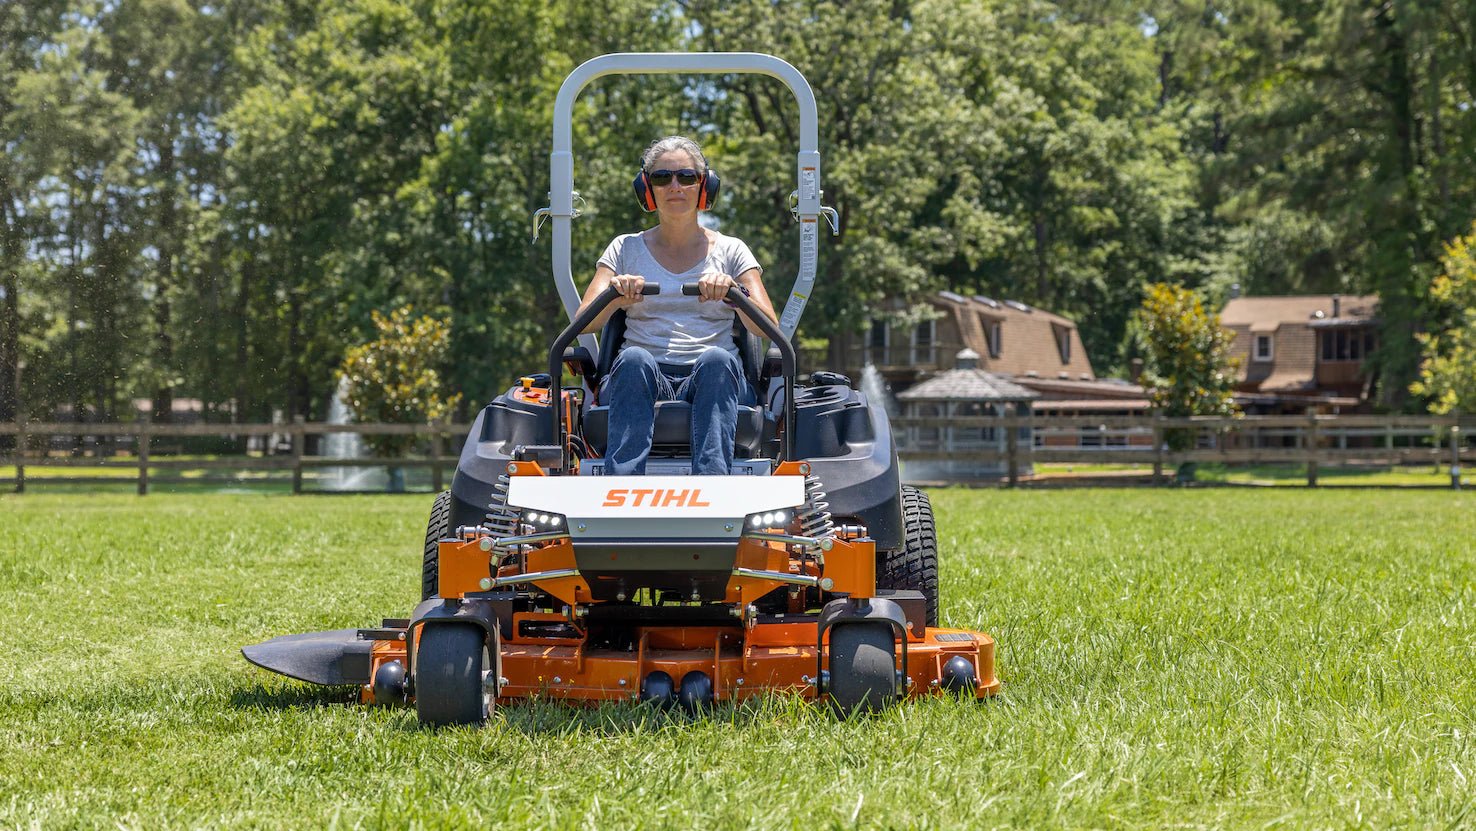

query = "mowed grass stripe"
[1, 490, 1472, 829]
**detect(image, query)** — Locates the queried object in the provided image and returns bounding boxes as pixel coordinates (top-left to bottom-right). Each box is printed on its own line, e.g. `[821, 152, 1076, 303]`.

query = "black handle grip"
[546, 284, 662, 468]
[680, 282, 798, 462]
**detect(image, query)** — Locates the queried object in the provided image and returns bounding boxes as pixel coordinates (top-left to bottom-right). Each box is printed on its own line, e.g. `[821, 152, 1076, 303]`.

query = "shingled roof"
[897, 367, 1038, 402]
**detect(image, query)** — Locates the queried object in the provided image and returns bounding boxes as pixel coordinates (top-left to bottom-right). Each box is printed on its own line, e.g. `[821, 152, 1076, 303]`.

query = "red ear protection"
[633, 169, 721, 212]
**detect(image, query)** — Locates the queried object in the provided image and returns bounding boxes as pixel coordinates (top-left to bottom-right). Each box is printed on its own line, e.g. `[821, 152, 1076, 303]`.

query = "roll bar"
[539, 52, 835, 359]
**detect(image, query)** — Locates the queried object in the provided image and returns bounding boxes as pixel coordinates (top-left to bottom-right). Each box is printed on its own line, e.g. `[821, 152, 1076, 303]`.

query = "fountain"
[323, 377, 386, 491]
[859, 362, 898, 418]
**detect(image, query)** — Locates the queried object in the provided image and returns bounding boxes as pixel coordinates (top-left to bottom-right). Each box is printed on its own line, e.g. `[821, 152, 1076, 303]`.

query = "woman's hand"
[695, 271, 736, 302]
[611, 274, 646, 306]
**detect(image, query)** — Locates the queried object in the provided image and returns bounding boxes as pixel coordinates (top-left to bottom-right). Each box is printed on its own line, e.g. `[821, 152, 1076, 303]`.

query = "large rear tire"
[414, 623, 491, 727]
[422, 490, 453, 601]
[826, 622, 899, 716]
[878, 485, 939, 627]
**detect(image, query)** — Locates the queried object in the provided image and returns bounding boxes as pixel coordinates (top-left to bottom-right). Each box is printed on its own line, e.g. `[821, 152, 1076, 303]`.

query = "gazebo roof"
[897, 368, 1039, 402]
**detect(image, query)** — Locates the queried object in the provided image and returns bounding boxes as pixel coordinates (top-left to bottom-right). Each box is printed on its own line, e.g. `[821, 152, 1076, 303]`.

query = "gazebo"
[896, 348, 1038, 482]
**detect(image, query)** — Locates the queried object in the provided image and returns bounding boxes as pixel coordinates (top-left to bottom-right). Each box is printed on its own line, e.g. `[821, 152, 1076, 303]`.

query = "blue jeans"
[603, 346, 753, 475]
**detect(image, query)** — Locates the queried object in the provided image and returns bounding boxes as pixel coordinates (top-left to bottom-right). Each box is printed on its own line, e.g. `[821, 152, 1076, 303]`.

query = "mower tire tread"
[879, 484, 939, 627]
[421, 490, 453, 601]
[414, 623, 488, 727]
[827, 622, 898, 715]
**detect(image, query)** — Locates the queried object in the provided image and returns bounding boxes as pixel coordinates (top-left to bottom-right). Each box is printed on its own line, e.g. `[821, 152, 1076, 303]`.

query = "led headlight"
[523, 511, 566, 529]
[745, 508, 797, 530]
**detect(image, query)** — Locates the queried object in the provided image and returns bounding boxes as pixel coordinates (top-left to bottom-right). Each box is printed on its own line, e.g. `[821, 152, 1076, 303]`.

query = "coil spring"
[484, 473, 520, 538]
[799, 473, 834, 538]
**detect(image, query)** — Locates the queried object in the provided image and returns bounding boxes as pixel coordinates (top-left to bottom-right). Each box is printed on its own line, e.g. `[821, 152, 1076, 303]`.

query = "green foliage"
[338, 306, 460, 456]
[1134, 283, 1238, 448]
[6, 0, 1476, 419]
[1410, 224, 1476, 415]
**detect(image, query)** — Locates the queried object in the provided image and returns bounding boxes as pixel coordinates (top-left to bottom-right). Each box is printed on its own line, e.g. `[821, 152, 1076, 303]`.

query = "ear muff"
[698, 169, 720, 211]
[632, 169, 722, 212]
[632, 170, 657, 212]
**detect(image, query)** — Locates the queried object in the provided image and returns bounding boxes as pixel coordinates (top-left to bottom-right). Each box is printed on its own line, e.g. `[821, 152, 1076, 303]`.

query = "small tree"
[1133, 283, 1239, 453]
[1410, 224, 1476, 415]
[338, 307, 461, 486]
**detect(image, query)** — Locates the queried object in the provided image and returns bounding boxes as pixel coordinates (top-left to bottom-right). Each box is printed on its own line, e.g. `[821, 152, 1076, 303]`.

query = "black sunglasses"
[648, 168, 702, 187]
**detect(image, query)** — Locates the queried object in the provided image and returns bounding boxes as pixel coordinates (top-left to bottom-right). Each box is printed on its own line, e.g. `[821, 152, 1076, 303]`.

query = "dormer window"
[1254, 335, 1273, 361]
[1052, 324, 1071, 364]
[912, 319, 936, 364]
[989, 322, 1002, 357]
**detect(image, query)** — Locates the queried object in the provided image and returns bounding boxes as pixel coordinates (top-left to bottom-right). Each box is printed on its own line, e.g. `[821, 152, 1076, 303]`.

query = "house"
[829, 291, 1150, 448]
[1219, 293, 1379, 413]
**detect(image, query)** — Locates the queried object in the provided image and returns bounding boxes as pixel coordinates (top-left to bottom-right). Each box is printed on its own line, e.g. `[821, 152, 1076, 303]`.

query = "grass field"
[3, 489, 1474, 829]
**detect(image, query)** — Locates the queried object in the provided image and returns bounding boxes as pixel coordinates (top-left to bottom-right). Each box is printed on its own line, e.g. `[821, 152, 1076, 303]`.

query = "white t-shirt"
[597, 231, 763, 366]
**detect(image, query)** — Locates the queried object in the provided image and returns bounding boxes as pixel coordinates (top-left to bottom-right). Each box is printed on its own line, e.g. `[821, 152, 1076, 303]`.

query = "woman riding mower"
[575, 135, 779, 475]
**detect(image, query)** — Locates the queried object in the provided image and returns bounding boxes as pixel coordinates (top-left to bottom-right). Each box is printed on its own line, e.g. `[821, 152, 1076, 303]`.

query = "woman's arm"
[576, 265, 646, 334]
[695, 267, 777, 338]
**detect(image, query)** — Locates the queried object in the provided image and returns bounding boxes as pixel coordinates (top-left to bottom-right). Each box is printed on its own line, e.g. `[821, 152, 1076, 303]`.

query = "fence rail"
[1, 414, 1471, 492]
[0, 419, 471, 494]
[894, 413, 1473, 488]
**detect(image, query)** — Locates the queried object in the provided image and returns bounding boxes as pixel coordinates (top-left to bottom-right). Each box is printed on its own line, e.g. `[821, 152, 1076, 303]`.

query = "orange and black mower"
[243, 52, 999, 725]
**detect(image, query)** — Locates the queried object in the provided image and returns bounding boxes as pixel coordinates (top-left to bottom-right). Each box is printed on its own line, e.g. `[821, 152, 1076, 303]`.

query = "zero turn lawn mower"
[243, 53, 1000, 725]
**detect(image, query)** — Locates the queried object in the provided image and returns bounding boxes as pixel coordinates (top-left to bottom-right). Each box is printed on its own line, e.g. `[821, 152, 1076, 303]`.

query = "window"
[1321, 330, 1361, 362]
[989, 321, 1002, 358]
[1052, 324, 1072, 364]
[867, 319, 889, 364]
[912, 319, 936, 365]
[1254, 335, 1273, 361]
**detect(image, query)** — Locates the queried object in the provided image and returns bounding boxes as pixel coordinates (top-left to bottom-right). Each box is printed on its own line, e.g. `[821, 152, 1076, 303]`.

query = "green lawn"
[3, 489, 1474, 829]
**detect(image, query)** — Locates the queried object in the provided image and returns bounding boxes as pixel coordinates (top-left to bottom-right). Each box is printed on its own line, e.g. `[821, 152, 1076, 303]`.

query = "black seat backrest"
[595, 309, 763, 398]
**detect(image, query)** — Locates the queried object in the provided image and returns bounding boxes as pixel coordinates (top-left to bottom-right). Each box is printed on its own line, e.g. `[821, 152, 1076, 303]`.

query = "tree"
[1133, 282, 1238, 451]
[1410, 224, 1476, 415]
[338, 306, 461, 464]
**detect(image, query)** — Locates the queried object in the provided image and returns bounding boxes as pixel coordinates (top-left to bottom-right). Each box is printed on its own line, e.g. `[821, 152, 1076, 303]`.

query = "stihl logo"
[601, 488, 712, 508]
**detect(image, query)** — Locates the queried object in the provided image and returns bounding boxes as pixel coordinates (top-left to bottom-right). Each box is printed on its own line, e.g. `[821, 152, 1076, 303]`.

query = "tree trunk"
[152, 130, 176, 424]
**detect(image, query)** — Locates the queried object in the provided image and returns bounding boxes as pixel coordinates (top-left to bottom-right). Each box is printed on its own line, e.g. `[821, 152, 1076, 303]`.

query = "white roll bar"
[541, 52, 834, 358]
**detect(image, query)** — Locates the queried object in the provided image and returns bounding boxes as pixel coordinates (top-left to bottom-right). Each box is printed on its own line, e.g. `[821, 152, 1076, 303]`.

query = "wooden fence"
[0, 413, 1471, 492]
[893, 413, 1473, 488]
[0, 419, 469, 494]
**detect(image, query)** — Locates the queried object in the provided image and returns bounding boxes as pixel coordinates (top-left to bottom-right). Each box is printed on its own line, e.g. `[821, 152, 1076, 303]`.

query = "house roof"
[1220, 294, 1379, 328]
[897, 368, 1039, 402]
[1009, 376, 1146, 400]
[931, 293, 1096, 380]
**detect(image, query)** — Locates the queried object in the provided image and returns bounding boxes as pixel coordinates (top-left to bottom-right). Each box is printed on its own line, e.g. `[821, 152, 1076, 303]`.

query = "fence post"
[1305, 410, 1319, 487]
[431, 422, 445, 494]
[1452, 423, 1462, 491]
[137, 424, 150, 496]
[1152, 413, 1164, 485]
[14, 418, 25, 494]
[1005, 406, 1019, 488]
[291, 416, 305, 494]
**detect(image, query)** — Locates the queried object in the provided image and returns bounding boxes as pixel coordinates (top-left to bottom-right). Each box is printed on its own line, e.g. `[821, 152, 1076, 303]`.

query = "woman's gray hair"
[641, 135, 707, 173]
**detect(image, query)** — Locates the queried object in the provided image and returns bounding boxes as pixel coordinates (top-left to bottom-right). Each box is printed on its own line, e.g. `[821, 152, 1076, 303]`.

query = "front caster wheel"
[826, 622, 899, 716]
[415, 623, 493, 727]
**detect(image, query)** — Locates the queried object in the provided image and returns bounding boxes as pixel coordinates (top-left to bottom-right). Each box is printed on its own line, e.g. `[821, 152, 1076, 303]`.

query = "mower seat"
[581, 309, 773, 458]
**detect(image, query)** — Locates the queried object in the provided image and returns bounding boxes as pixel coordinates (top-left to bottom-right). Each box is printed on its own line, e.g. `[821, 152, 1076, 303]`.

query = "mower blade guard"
[241, 629, 372, 686]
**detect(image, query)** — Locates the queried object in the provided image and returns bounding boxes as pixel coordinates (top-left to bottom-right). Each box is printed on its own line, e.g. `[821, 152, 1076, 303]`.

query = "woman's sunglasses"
[648, 168, 702, 187]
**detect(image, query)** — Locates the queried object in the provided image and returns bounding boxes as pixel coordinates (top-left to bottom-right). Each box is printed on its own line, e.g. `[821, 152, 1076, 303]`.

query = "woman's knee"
[691, 347, 741, 377]
[611, 346, 659, 375]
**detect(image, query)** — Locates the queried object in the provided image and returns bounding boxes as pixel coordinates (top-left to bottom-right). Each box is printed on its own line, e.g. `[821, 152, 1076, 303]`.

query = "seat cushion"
[582, 402, 766, 457]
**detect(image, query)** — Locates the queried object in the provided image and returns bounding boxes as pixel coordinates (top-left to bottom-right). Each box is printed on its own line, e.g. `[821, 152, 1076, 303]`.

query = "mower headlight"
[745, 509, 795, 530]
[524, 511, 566, 529]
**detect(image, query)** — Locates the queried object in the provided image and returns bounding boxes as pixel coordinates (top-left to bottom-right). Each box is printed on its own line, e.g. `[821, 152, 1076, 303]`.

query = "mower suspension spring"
[799, 473, 834, 538]
[484, 474, 520, 539]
